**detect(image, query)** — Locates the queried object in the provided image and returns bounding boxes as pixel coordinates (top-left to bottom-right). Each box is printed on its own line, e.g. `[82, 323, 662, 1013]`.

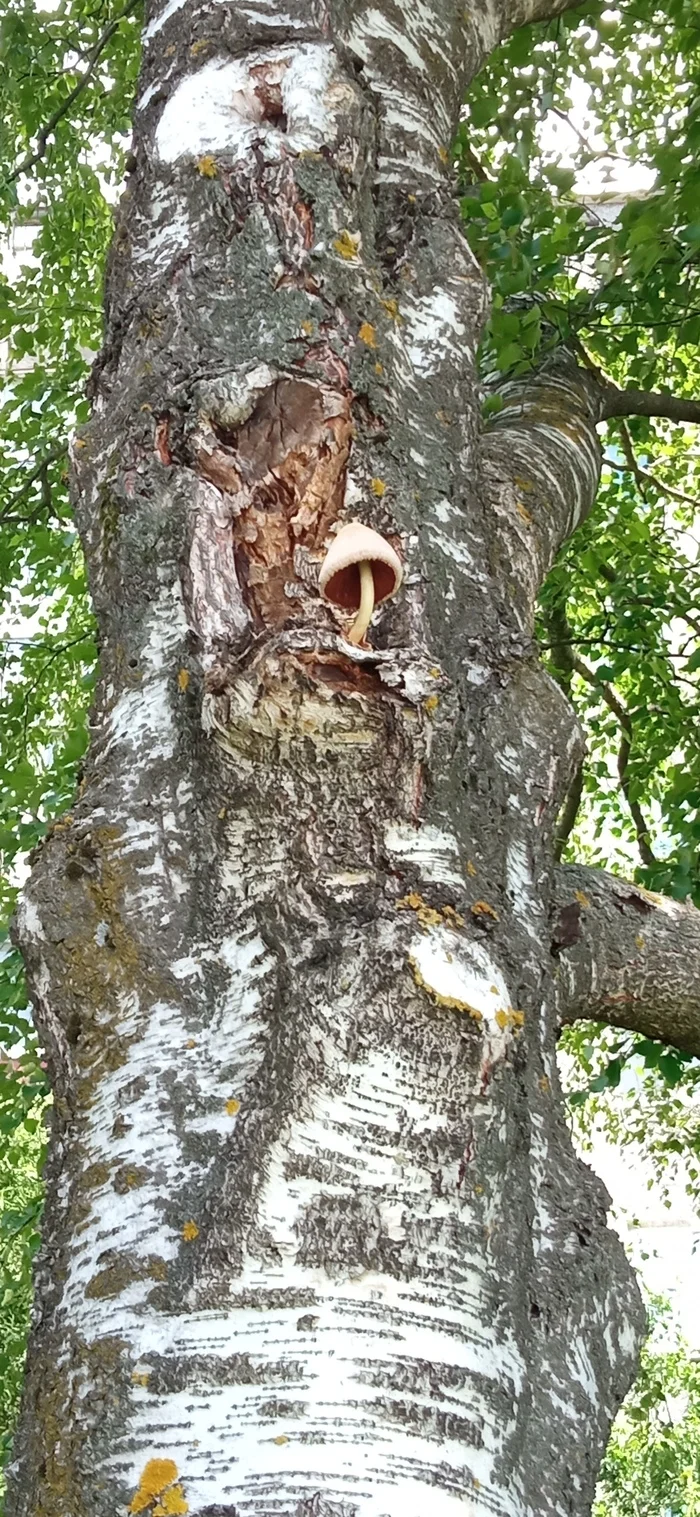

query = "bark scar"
[193, 377, 353, 630]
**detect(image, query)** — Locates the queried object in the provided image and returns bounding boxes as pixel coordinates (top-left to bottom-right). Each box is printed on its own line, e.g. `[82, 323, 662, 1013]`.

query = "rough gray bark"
[8, 2, 651, 1516]
[554, 866, 700, 1058]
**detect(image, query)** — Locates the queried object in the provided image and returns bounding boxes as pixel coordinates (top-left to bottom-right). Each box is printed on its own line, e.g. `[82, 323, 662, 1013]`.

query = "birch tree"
[3, 0, 700, 1514]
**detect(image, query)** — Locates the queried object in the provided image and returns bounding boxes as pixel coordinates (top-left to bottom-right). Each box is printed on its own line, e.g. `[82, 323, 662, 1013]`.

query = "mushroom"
[319, 521, 403, 646]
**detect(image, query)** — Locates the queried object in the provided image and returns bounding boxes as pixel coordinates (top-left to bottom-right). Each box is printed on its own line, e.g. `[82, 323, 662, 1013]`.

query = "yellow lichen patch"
[197, 154, 217, 177]
[189, 38, 208, 55]
[539, 1074, 550, 1092]
[381, 297, 400, 321]
[301, 319, 314, 336]
[370, 477, 387, 497]
[225, 1097, 241, 1116]
[466, 859, 478, 878]
[516, 501, 533, 524]
[185, 1039, 197, 1050]
[273, 1435, 289, 1446]
[182, 1220, 199, 1242]
[358, 321, 377, 347]
[333, 229, 361, 260]
[154, 1489, 189, 1516]
[409, 956, 483, 1020]
[132, 1370, 151, 1387]
[424, 694, 439, 714]
[438, 145, 449, 164]
[635, 933, 645, 949]
[574, 889, 590, 908]
[397, 892, 463, 931]
[471, 900, 499, 922]
[397, 891, 424, 911]
[178, 668, 190, 691]
[495, 1007, 525, 1032]
[129, 1459, 186, 1514]
[514, 475, 534, 493]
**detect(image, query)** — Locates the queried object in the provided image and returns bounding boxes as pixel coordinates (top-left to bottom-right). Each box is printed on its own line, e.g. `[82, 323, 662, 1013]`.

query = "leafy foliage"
[595, 1298, 700, 1517]
[0, 1098, 43, 1507]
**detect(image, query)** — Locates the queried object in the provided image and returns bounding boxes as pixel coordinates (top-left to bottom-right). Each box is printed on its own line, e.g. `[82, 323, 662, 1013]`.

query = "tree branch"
[569, 652, 657, 867]
[553, 865, 700, 1059]
[554, 760, 584, 862]
[602, 453, 699, 512]
[599, 384, 700, 426]
[540, 588, 658, 868]
[0, 445, 67, 524]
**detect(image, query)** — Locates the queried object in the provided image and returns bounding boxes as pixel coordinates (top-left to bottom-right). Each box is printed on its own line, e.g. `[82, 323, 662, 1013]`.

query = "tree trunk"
[8, 2, 647, 1515]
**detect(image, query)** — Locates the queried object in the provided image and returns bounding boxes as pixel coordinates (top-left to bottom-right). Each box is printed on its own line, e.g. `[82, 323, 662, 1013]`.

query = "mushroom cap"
[318, 521, 402, 611]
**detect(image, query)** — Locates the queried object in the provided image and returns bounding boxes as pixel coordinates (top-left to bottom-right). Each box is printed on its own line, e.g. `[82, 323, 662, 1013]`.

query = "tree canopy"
[0, 0, 699, 1508]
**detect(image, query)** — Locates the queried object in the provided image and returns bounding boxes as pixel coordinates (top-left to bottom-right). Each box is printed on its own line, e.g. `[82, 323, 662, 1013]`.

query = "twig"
[541, 595, 658, 867]
[460, 143, 489, 182]
[0, 445, 67, 523]
[554, 760, 585, 862]
[602, 452, 699, 511]
[570, 652, 658, 867]
[2, 0, 140, 190]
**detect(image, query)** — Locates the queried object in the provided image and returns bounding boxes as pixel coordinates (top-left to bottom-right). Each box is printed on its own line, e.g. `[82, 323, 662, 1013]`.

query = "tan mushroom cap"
[319, 521, 402, 611]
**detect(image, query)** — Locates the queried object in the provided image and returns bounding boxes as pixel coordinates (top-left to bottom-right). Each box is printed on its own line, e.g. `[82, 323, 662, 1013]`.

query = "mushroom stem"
[348, 560, 375, 645]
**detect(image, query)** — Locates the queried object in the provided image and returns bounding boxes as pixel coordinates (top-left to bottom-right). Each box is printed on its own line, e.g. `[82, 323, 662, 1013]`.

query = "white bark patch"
[348, 7, 429, 77]
[155, 45, 343, 164]
[107, 679, 176, 764]
[104, 583, 188, 766]
[383, 820, 464, 887]
[62, 926, 274, 1341]
[409, 927, 513, 1055]
[16, 893, 44, 940]
[132, 199, 190, 269]
[506, 840, 542, 943]
[404, 290, 466, 377]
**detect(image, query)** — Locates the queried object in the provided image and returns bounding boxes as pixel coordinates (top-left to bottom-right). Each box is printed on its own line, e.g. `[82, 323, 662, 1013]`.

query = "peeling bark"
[554, 866, 700, 1059]
[8, 3, 647, 1517]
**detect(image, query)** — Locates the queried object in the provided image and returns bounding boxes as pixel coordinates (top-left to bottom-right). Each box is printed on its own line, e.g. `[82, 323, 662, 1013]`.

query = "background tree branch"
[600, 385, 700, 426]
[554, 865, 700, 1058]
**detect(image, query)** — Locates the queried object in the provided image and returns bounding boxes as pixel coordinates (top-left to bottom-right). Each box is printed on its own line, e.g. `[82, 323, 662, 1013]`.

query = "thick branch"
[554, 865, 700, 1058]
[480, 353, 602, 625]
[601, 385, 700, 426]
